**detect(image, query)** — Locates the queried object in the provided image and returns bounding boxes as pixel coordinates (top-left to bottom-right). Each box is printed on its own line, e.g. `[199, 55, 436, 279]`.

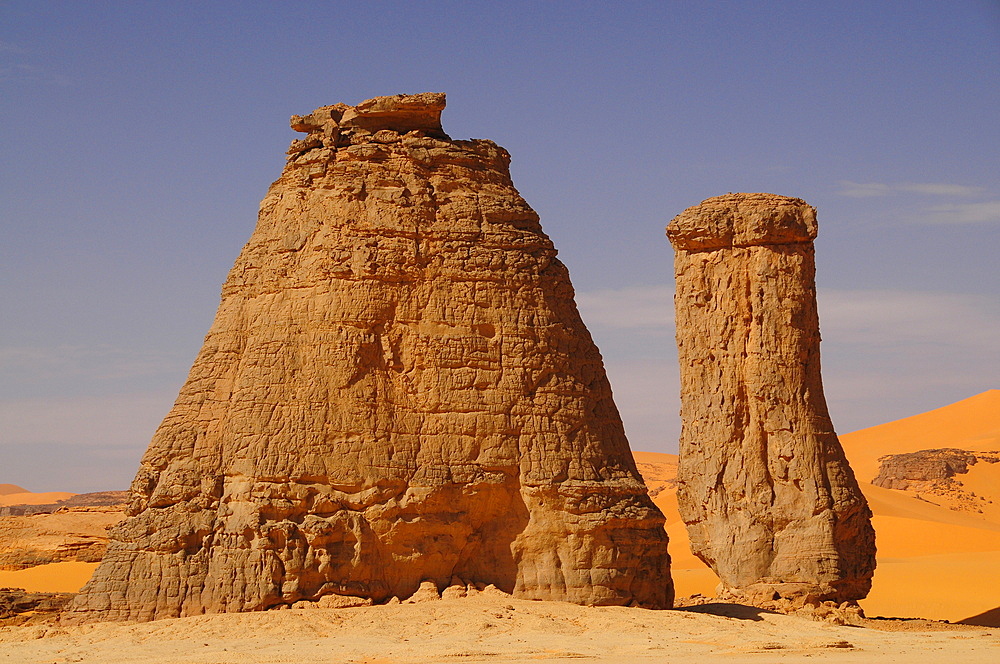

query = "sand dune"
[0, 485, 27, 496]
[0, 561, 98, 594]
[841, 391, 1000, 623]
[0, 492, 76, 508]
[1, 593, 997, 663]
[839, 389, 1000, 484]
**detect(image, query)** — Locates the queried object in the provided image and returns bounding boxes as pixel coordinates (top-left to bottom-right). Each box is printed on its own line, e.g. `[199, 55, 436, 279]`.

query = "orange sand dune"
[838, 392, 1000, 622]
[862, 482, 1000, 532]
[634, 452, 720, 597]
[0, 491, 76, 507]
[0, 484, 27, 495]
[863, 551, 1000, 623]
[840, 389, 1000, 483]
[0, 561, 98, 593]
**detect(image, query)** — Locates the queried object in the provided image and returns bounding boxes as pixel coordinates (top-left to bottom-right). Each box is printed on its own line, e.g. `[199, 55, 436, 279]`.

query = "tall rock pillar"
[64, 93, 671, 623]
[666, 193, 874, 605]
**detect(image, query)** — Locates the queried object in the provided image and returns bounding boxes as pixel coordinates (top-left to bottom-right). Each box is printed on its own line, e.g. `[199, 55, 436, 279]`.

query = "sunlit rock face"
[667, 193, 875, 606]
[64, 93, 672, 623]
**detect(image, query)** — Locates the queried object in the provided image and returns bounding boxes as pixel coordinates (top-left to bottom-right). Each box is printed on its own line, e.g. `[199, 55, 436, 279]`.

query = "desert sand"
[840, 390, 1000, 484]
[0, 562, 98, 594]
[1, 593, 998, 664]
[0, 491, 75, 508]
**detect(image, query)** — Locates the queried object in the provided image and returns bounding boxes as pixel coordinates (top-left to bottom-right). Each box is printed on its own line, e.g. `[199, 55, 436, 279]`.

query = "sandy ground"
[1, 594, 998, 664]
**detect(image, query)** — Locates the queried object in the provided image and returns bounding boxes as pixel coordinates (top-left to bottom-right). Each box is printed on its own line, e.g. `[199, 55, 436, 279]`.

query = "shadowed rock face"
[666, 193, 875, 606]
[64, 93, 671, 623]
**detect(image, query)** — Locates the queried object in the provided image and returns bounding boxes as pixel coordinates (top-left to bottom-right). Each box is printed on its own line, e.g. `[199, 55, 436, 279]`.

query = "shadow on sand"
[958, 606, 1000, 628]
[676, 603, 779, 622]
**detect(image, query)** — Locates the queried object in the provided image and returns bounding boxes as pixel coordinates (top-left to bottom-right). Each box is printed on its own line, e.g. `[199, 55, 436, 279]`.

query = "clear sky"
[2, 1, 998, 492]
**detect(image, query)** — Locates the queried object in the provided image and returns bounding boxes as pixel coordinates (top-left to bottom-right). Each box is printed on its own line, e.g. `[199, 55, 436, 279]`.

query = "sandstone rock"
[0, 507, 124, 570]
[872, 448, 999, 513]
[316, 594, 372, 609]
[666, 193, 875, 605]
[406, 580, 442, 603]
[64, 93, 671, 623]
[873, 448, 979, 489]
[0, 588, 74, 625]
[0, 491, 127, 517]
[442, 580, 468, 600]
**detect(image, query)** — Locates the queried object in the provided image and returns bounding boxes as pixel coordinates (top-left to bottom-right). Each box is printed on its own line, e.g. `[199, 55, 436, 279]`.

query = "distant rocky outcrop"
[0, 491, 127, 517]
[873, 448, 999, 513]
[0, 506, 124, 570]
[65, 93, 671, 623]
[667, 193, 876, 607]
[873, 448, 980, 489]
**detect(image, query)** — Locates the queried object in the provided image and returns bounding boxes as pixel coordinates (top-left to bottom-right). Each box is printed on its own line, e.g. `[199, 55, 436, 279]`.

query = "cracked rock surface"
[666, 193, 875, 605]
[64, 93, 671, 623]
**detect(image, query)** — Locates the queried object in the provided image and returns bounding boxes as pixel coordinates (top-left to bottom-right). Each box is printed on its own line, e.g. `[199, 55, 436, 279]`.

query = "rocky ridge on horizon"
[0, 491, 128, 518]
[0, 505, 124, 571]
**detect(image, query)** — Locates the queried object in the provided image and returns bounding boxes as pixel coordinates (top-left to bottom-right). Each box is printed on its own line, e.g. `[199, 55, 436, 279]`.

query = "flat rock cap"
[667, 193, 817, 251]
[340, 92, 447, 136]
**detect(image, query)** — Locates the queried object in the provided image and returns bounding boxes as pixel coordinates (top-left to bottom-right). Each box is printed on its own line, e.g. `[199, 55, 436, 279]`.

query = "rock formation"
[0, 507, 123, 570]
[1, 588, 74, 625]
[65, 93, 671, 623]
[666, 193, 875, 605]
[0, 491, 127, 517]
[873, 448, 999, 513]
[873, 448, 981, 490]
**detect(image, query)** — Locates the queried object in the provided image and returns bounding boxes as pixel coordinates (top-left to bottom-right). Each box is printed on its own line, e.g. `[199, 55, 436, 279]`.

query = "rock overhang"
[667, 192, 817, 252]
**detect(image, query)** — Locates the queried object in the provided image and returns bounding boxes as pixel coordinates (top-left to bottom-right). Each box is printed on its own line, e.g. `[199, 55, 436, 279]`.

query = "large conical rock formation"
[666, 193, 875, 606]
[65, 93, 671, 623]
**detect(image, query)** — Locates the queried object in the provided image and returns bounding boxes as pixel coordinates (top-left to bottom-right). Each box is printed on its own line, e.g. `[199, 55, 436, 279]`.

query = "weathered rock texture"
[873, 448, 979, 489]
[65, 93, 671, 623]
[667, 193, 875, 605]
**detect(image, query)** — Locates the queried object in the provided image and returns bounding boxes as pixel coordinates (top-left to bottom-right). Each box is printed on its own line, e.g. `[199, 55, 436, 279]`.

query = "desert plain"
[1, 390, 998, 663]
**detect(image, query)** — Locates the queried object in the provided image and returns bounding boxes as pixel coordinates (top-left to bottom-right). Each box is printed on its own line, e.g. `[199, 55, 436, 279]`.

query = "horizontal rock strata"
[65, 93, 671, 623]
[667, 193, 875, 606]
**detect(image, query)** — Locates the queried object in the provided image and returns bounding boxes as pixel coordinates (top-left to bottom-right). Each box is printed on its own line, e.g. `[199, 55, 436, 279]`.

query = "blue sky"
[2, 1, 998, 491]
